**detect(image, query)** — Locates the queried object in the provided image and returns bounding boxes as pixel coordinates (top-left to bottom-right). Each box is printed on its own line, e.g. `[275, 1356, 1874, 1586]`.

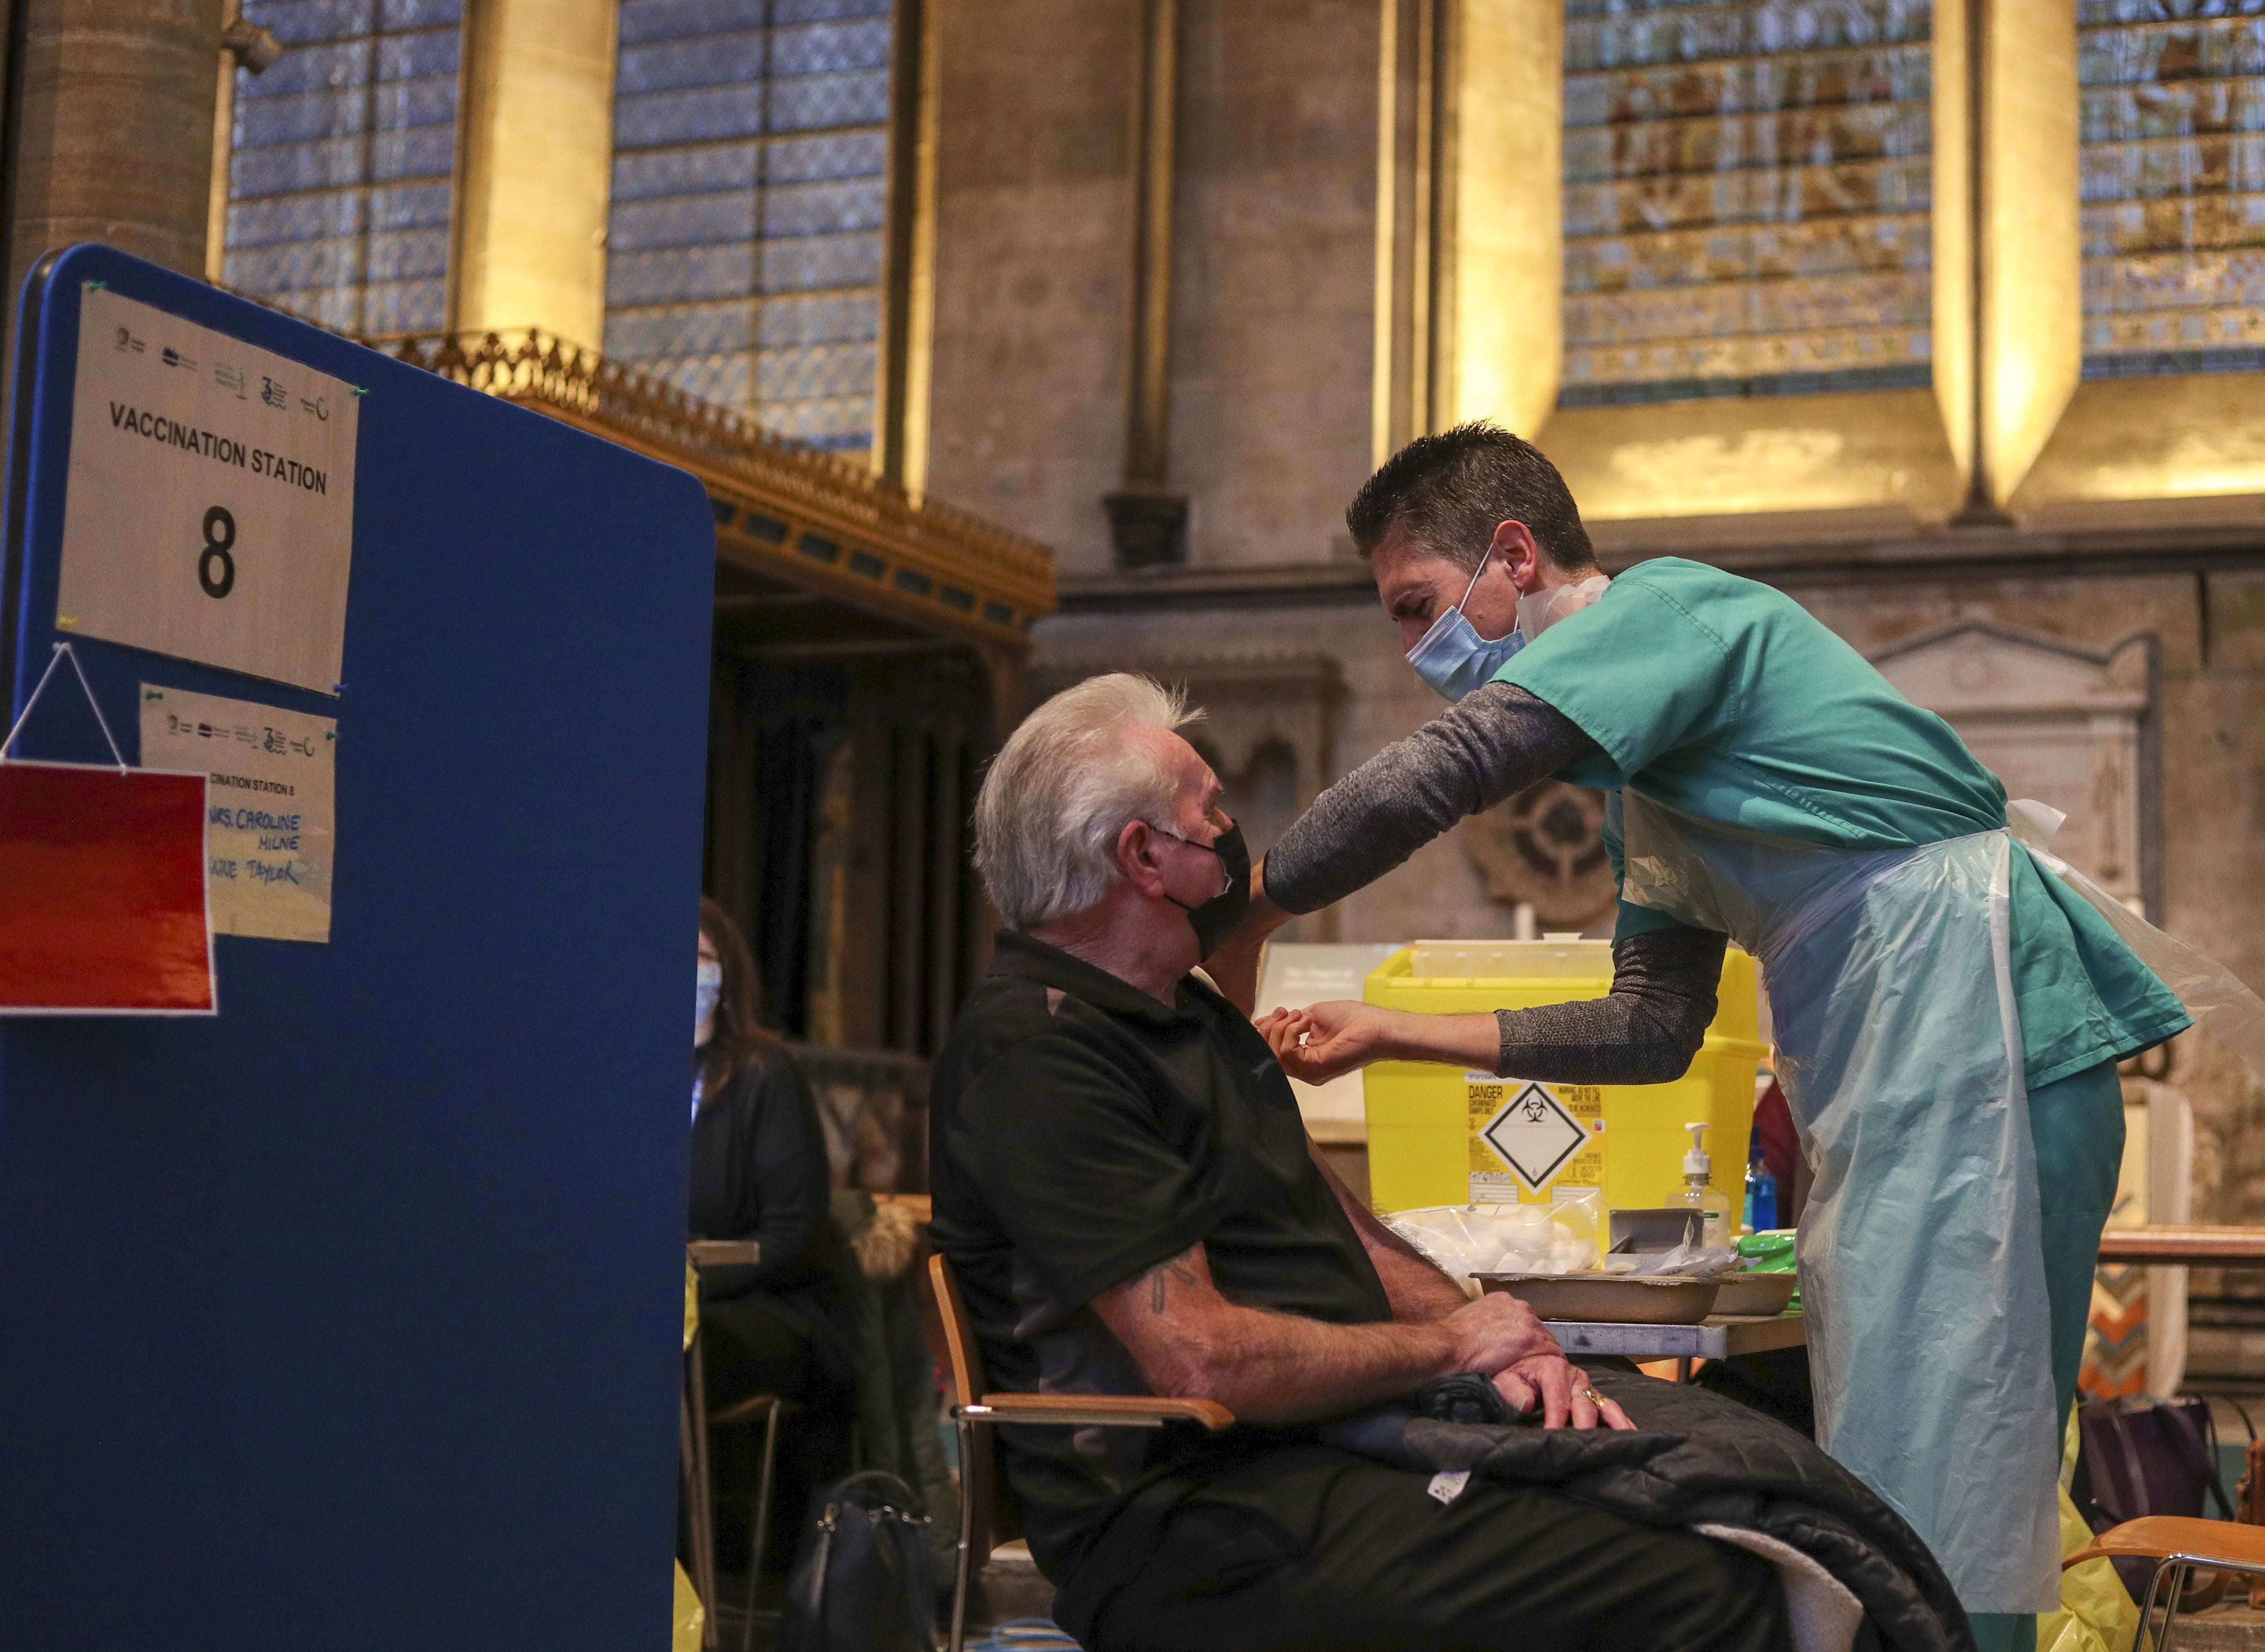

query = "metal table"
[1543, 1312, 1807, 1382]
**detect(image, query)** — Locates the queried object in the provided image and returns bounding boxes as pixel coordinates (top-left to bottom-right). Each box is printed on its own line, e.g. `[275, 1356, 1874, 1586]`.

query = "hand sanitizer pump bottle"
[1673, 1122, 1729, 1248]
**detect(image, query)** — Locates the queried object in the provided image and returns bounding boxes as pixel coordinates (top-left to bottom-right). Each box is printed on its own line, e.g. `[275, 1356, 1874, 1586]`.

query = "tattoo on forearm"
[1138, 1247, 1205, 1316]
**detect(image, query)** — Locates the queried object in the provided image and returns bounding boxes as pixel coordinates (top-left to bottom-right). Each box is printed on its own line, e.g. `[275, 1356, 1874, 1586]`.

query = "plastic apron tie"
[1619, 791, 2062, 1613]
[2005, 797, 2265, 1079]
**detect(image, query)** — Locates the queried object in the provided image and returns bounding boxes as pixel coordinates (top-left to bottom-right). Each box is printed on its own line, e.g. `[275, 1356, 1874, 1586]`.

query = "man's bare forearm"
[1101, 1250, 1457, 1424]
[1362, 1232, 1471, 1323]
[1095, 1243, 1557, 1426]
[1307, 1136, 1467, 1323]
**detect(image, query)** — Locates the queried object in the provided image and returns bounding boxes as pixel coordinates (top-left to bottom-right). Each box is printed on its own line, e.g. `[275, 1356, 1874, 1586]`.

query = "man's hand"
[1257, 1000, 1397, 1084]
[1435, 1289, 1560, 1373]
[1493, 1351, 1637, 1432]
[1436, 1293, 1634, 1433]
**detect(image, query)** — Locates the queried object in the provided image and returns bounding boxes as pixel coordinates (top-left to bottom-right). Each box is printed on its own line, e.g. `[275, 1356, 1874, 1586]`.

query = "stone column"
[922, 0, 1141, 574]
[1101, 0, 1187, 569]
[453, 0, 619, 347]
[5, 0, 226, 324]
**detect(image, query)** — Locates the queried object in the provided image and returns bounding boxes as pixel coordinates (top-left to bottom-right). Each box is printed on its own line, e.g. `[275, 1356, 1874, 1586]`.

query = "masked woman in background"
[691, 897, 857, 1575]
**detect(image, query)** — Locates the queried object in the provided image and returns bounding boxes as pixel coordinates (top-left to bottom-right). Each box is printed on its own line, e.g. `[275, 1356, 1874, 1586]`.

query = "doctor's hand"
[1257, 1000, 1394, 1084]
[1261, 1004, 1504, 1084]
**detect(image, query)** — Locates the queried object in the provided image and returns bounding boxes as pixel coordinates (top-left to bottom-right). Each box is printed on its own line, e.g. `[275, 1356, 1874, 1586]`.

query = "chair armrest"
[2064, 1516, 2265, 1572]
[959, 1392, 1234, 1432]
[688, 1239, 760, 1270]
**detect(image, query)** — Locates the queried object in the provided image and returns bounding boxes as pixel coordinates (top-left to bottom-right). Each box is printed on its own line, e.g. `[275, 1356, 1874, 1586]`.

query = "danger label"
[1468, 1075, 1604, 1201]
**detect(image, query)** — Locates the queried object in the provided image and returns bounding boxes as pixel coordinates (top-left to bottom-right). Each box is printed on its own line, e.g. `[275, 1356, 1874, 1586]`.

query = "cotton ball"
[1548, 1238, 1596, 1274]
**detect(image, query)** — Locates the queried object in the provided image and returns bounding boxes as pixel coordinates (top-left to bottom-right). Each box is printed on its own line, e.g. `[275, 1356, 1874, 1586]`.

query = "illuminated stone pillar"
[1445, 0, 1560, 440]
[877, 0, 940, 493]
[453, 0, 619, 345]
[1375, 0, 1560, 455]
[1961, 0, 2082, 510]
[1931, 0, 1975, 497]
[5, 0, 225, 310]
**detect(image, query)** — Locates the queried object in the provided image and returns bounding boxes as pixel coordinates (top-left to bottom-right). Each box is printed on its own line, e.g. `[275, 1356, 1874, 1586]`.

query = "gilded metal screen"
[2081, 0, 2265, 379]
[606, 0, 892, 453]
[223, 0, 464, 337]
[1560, 0, 1936, 408]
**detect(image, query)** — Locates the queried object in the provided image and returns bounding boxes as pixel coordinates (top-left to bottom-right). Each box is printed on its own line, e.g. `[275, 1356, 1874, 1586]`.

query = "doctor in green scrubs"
[1220, 423, 2193, 1652]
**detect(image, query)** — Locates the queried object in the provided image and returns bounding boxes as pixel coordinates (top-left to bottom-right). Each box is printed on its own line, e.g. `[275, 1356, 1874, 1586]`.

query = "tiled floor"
[2167, 1599, 2265, 1649]
[705, 1544, 1060, 1652]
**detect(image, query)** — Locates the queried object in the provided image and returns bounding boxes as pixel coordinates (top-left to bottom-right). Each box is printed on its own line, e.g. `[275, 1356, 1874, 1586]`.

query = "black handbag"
[780, 1469, 937, 1652]
[2073, 1394, 2235, 1605]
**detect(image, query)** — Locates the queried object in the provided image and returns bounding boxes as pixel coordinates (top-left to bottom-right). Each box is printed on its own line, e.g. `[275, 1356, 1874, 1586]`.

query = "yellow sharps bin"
[1361, 940, 1766, 1229]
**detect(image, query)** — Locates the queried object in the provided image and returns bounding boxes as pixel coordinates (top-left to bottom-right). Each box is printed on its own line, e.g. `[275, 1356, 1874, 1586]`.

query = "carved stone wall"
[1871, 620, 2157, 914]
[1458, 780, 1617, 932]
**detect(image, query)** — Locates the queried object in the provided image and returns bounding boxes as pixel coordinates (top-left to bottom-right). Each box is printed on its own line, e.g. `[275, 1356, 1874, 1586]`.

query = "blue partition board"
[0, 246, 716, 1650]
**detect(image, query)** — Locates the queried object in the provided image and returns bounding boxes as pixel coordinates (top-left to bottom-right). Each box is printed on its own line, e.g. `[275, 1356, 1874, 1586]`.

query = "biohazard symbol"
[1479, 1083, 1589, 1194]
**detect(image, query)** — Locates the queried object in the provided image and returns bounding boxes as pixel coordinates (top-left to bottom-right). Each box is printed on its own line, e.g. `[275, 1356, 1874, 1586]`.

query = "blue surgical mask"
[1405, 548, 1524, 701]
[695, 960, 723, 1043]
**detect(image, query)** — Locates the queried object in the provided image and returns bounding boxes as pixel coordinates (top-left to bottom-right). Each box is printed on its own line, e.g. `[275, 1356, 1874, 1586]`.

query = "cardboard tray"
[1474, 1273, 1720, 1324]
[1710, 1272, 1799, 1316]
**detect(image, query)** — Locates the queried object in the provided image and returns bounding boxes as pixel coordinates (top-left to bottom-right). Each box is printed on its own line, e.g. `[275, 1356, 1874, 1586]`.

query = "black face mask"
[1158, 820, 1252, 959]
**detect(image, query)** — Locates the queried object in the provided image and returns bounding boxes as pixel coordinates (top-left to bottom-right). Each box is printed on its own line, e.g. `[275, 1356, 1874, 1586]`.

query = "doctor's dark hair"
[698, 895, 778, 1100]
[1347, 421, 1598, 574]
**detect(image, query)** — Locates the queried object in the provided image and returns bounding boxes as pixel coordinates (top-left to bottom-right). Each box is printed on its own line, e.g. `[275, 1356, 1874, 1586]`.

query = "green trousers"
[1967, 1060, 2127, 1652]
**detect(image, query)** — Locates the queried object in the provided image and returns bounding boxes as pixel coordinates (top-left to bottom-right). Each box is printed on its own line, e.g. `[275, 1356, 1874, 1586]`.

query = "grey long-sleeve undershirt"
[1261, 681, 1729, 1084]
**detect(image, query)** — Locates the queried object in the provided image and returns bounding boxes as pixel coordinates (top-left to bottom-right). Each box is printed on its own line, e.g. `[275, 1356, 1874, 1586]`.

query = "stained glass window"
[223, 0, 463, 338]
[1559, 0, 1935, 408]
[606, 0, 891, 453]
[2081, 0, 2265, 379]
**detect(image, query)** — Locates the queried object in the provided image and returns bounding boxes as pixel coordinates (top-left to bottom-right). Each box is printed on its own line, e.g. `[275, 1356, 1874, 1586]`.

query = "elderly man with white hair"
[927, 673, 1793, 1652]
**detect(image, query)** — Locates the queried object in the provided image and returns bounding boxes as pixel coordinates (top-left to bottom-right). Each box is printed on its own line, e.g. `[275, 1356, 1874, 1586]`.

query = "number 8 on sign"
[200, 506, 235, 599]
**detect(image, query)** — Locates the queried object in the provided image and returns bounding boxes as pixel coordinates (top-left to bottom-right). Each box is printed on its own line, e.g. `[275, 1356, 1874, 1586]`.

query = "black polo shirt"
[928, 930, 1393, 1582]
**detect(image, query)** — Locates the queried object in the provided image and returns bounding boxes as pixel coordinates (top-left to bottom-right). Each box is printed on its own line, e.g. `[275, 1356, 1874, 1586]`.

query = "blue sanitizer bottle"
[1744, 1139, 1780, 1234]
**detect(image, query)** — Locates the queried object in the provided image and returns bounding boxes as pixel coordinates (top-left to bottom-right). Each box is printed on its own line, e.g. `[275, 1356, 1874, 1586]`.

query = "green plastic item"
[1736, 1230, 1797, 1271]
[1735, 1230, 1800, 1312]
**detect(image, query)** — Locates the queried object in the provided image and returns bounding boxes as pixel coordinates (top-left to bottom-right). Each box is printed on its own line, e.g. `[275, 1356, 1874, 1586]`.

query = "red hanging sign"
[0, 760, 215, 1014]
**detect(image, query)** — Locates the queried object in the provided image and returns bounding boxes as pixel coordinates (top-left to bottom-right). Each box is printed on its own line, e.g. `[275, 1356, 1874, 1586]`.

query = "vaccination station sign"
[55, 287, 357, 696]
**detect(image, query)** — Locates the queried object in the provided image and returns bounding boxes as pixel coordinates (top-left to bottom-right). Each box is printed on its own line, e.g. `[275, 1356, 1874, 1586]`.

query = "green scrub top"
[1496, 557, 2189, 1091]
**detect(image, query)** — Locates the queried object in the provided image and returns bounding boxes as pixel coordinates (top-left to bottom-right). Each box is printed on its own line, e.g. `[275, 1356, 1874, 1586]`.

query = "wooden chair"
[2064, 1516, 2265, 1649]
[927, 1252, 1233, 1652]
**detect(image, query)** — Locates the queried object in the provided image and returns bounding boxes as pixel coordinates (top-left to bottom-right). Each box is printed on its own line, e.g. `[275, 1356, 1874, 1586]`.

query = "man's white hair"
[974, 673, 1205, 931]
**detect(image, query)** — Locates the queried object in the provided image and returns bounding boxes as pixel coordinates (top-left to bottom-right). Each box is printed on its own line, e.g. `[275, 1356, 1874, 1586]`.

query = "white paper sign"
[58, 288, 358, 694]
[138, 684, 337, 944]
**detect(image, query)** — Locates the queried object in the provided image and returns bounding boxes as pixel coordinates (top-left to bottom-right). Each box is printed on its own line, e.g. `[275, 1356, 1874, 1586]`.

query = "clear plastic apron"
[2002, 798, 2265, 1079]
[1620, 792, 2062, 1612]
[1613, 781, 2265, 1612]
